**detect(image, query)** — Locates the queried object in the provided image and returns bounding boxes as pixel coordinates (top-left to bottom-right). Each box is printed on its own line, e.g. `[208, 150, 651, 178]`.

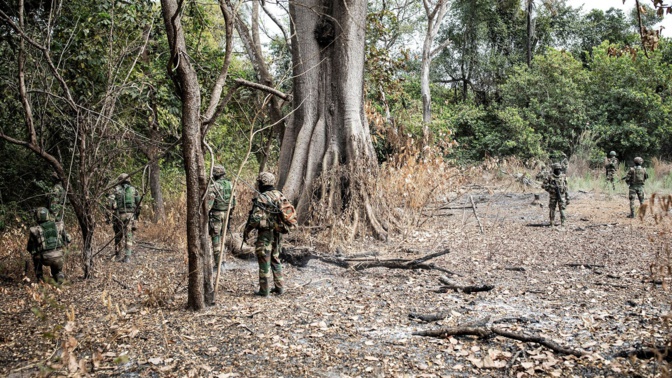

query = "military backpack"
[631, 167, 646, 185]
[116, 184, 136, 213]
[32, 221, 61, 254]
[212, 179, 235, 211]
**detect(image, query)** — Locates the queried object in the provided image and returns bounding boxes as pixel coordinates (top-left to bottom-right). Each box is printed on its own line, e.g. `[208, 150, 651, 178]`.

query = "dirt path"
[1, 189, 670, 377]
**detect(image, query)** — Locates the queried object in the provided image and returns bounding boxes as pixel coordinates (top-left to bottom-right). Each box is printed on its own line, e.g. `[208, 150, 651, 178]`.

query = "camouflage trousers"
[209, 211, 231, 267]
[629, 185, 645, 216]
[113, 212, 135, 257]
[548, 195, 566, 225]
[254, 229, 283, 295]
[606, 170, 616, 190]
[33, 249, 64, 284]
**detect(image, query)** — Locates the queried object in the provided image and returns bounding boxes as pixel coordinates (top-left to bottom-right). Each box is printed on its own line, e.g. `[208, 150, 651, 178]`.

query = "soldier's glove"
[243, 229, 250, 243]
[565, 200, 570, 206]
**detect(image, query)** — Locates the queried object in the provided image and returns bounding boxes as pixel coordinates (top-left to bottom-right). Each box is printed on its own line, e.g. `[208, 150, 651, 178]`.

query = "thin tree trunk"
[149, 158, 165, 223]
[160, 0, 208, 310]
[526, 0, 533, 67]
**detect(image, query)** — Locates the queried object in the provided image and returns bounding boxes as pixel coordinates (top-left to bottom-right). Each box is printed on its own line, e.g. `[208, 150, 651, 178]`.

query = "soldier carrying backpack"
[27, 207, 71, 284]
[623, 157, 648, 218]
[105, 173, 141, 262]
[206, 165, 236, 272]
[243, 172, 297, 297]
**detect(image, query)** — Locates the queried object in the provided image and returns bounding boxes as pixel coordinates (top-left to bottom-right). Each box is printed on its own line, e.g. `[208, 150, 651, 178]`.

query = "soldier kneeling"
[27, 207, 71, 284]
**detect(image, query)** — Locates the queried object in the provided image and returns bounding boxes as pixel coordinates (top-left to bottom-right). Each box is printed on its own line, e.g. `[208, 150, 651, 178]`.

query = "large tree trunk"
[149, 158, 166, 223]
[279, 0, 386, 240]
[160, 0, 211, 310]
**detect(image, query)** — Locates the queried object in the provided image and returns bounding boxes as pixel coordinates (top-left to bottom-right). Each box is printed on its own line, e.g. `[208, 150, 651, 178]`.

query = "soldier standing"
[27, 207, 71, 284]
[243, 172, 288, 297]
[47, 172, 67, 220]
[206, 165, 236, 271]
[623, 157, 648, 218]
[604, 151, 618, 190]
[106, 173, 141, 262]
[542, 163, 570, 226]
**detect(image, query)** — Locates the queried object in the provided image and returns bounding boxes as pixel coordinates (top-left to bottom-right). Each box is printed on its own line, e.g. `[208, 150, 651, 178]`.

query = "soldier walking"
[206, 165, 236, 271]
[106, 173, 141, 262]
[623, 157, 648, 218]
[542, 163, 570, 226]
[47, 172, 67, 220]
[243, 172, 290, 297]
[27, 207, 71, 284]
[604, 151, 618, 190]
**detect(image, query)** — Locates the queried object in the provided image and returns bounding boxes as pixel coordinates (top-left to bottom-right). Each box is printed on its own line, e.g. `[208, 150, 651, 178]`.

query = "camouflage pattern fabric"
[254, 229, 283, 295]
[107, 183, 140, 259]
[605, 157, 618, 190]
[542, 173, 569, 226]
[112, 213, 136, 258]
[624, 166, 648, 217]
[48, 183, 67, 220]
[27, 221, 70, 283]
[209, 210, 232, 267]
[207, 177, 235, 267]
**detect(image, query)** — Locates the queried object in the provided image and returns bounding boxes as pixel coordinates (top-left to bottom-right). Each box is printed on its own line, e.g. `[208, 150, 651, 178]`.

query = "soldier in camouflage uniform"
[243, 172, 287, 297]
[47, 172, 67, 220]
[623, 157, 648, 218]
[542, 163, 570, 226]
[604, 151, 618, 190]
[27, 207, 71, 284]
[106, 173, 141, 262]
[206, 165, 236, 271]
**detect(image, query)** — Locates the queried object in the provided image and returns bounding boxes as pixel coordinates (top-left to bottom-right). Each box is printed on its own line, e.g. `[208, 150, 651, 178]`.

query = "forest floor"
[1, 185, 671, 378]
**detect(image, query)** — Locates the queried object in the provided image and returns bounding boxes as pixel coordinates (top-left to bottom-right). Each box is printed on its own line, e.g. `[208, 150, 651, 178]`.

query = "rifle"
[553, 179, 564, 205]
[134, 190, 145, 220]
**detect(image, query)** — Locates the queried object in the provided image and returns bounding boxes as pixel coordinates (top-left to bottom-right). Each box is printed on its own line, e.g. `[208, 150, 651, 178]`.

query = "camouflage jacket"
[48, 183, 67, 212]
[107, 183, 141, 215]
[542, 173, 569, 200]
[605, 157, 618, 172]
[624, 166, 648, 187]
[27, 220, 71, 255]
[206, 178, 236, 213]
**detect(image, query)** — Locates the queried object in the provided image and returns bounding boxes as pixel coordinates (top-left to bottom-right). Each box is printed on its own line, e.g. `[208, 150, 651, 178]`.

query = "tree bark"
[421, 0, 450, 144]
[279, 0, 385, 239]
[160, 0, 209, 310]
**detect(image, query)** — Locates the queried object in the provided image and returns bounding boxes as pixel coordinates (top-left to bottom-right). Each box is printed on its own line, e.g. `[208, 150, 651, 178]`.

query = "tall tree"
[420, 0, 450, 139]
[279, 0, 387, 240]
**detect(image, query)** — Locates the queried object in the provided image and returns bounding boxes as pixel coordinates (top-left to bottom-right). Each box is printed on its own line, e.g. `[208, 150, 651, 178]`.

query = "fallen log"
[414, 323, 587, 357]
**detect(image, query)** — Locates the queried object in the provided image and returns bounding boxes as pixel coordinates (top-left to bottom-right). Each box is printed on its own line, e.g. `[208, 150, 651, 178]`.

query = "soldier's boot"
[628, 204, 635, 218]
[122, 249, 131, 263]
[271, 263, 284, 295]
[559, 210, 566, 226]
[255, 277, 269, 297]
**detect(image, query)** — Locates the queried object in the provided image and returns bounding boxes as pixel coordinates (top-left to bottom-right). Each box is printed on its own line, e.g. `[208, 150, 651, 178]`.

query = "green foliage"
[587, 40, 672, 160]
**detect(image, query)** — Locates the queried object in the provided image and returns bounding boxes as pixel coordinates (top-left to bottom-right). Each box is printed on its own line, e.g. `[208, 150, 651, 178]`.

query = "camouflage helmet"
[116, 173, 130, 183]
[212, 165, 226, 177]
[634, 157, 644, 165]
[257, 172, 276, 186]
[551, 163, 563, 170]
[609, 151, 617, 157]
[35, 207, 51, 223]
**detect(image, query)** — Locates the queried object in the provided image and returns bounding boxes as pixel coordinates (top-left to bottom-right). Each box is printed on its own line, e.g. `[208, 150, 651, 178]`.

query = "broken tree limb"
[491, 327, 587, 357]
[437, 276, 493, 293]
[408, 312, 450, 322]
[612, 345, 672, 362]
[413, 326, 493, 338]
[279, 248, 457, 275]
[414, 323, 587, 357]
[565, 263, 605, 269]
[469, 195, 484, 234]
